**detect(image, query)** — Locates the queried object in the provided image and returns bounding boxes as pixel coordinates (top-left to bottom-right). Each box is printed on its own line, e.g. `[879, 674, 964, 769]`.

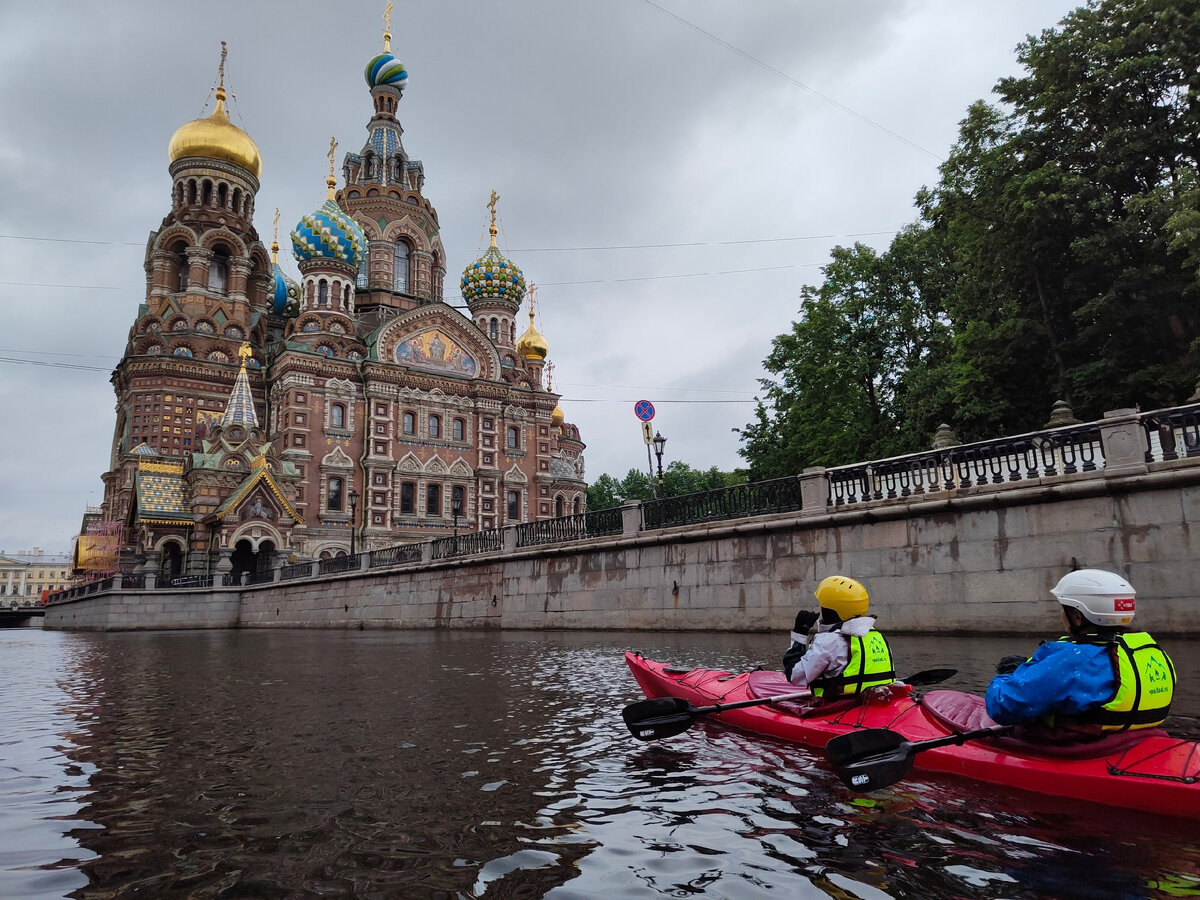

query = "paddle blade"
[622, 696, 696, 741]
[903, 668, 957, 687]
[826, 728, 916, 792]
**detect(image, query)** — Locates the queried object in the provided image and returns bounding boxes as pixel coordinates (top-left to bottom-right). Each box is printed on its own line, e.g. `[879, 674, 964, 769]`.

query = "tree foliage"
[585, 463, 747, 510]
[740, 0, 1200, 479]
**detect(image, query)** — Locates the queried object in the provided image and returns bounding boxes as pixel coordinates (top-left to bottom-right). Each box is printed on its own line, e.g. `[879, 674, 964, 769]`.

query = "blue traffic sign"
[634, 400, 655, 421]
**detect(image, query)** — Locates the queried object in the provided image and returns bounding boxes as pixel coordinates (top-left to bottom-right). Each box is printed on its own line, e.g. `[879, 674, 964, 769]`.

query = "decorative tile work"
[292, 199, 366, 267]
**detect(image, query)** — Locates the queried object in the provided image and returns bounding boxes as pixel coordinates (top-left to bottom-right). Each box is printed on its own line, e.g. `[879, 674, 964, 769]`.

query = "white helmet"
[1050, 569, 1136, 627]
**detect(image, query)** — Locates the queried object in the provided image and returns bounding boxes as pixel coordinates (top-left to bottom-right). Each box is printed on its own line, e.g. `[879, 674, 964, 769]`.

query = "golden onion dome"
[516, 306, 548, 360]
[168, 86, 262, 178]
[551, 404, 565, 428]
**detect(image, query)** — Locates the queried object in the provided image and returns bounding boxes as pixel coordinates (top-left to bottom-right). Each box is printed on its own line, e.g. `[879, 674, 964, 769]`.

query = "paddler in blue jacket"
[783, 575, 895, 698]
[985, 569, 1176, 737]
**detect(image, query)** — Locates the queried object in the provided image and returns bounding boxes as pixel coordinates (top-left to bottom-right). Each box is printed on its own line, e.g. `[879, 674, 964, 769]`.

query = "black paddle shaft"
[622, 668, 958, 742]
[827, 724, 1014, 792]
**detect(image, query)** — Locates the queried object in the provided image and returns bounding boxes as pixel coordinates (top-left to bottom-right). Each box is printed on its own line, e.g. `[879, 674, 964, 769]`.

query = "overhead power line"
[638, 0, 942, 161]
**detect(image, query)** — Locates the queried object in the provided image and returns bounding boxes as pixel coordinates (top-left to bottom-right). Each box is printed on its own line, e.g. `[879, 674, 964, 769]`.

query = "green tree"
[586, 464, 747, 509]
[738, 235, 953, 479]
[740, 0, 1200, 477]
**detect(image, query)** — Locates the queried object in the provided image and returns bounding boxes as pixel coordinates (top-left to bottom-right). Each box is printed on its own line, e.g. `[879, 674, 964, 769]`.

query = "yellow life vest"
[812, 628, 895, 698]
[1067, 631, 1176, 732]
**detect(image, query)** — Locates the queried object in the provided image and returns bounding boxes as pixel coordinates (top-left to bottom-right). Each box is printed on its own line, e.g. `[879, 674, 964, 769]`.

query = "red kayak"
[625, 652, 1200, 819]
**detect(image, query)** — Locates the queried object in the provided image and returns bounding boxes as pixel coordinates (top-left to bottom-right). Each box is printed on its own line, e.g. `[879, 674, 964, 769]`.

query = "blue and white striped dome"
[270, 260, 300, 315]
[365, 53, 408, 91]
[291, 199, 366, 268]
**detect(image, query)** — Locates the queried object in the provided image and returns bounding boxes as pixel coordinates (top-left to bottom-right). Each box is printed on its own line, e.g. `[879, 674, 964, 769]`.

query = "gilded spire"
[516, 281, 549, 361]
[222, 342, 259, 428]
[326, 136, 338, 199]
[216, 41, 227, 101]
[383, 1, 393, 52]
[486, 189, 499, 246]
[271, 207, 280, 261]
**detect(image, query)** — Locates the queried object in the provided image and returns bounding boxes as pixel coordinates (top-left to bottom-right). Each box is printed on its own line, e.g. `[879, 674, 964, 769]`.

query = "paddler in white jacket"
[783, 575, 896, 699]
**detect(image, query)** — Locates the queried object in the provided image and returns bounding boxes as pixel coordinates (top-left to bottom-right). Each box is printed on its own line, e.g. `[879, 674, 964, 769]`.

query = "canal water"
[2, 628, 1199, 899]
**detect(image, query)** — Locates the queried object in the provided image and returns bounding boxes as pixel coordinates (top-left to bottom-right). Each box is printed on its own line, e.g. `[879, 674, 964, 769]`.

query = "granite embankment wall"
[46, 462, 1200, 635]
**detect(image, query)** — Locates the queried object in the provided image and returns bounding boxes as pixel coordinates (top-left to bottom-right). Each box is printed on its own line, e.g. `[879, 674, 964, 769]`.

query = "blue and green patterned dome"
[365, 53, 408, 90]
[291, 199, 366, 269]
[271, 260, 301, 316]
[461, 232, 526, 307]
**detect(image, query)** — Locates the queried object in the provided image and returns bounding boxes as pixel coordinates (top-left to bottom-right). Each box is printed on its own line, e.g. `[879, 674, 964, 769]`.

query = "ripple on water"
[4, 630, 1200, 898]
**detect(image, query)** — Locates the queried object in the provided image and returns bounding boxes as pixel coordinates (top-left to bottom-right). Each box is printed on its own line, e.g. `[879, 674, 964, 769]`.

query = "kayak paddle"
[623, 668, 957, 742]
[826, 723, 1014, 792]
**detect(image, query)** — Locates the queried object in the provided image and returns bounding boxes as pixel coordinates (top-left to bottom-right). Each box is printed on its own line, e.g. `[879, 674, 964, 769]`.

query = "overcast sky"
[0, 0, 1076, 554]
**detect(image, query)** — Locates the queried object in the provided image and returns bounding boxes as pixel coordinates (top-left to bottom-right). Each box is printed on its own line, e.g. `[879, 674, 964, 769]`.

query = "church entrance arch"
[159, 540, 186, 577]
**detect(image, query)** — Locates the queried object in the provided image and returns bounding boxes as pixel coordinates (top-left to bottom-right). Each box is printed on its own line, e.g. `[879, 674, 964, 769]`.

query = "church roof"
[135, 461, 191, 524]
[209, 457, 299, 522]
[222, 343, 259, 427]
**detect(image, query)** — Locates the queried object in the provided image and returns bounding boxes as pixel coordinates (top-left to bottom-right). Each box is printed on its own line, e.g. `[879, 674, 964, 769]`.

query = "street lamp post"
[652, 431, 667, 497]
[452, 494, 463, 555]
[348, 489, 359, 557]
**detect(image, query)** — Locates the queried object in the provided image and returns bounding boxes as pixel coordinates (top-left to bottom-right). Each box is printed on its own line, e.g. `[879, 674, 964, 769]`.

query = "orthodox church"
[93, 24, 587, 580]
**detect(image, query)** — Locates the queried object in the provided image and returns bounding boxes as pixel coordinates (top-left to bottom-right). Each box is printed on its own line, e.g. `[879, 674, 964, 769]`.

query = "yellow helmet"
[814, 575, 869, 619]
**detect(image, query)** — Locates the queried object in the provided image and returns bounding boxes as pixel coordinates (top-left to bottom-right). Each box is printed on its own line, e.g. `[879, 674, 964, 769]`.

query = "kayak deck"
[625, 652, 1200, 819]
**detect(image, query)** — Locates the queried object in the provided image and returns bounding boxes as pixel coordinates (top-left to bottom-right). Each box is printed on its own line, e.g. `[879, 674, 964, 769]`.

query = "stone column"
[621, 499, 643, 536]
[799, 468, 830, 516]
[1099, 408, 1149, 476]
[185, 246, 212, 291]
[228, 257, 253, 303]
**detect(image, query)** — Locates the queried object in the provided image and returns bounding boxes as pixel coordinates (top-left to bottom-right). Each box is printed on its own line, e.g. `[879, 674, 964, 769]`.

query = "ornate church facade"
[93, 28, 586, 580]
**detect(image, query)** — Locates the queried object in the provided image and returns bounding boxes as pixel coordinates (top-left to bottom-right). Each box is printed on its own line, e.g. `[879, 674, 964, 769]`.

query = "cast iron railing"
[641, 476, 804, 530]
[318, 554, 361, 575]
[515, 507, 623, 548]
[163, 574, 212, 589]
[827, 423, 1104, 506]
[280, 562, 312, 581]
[369, 542, 424, 568]
[431, 528, 504, 559]
[1141, 403, 1200, 462]
[121, 574, 146, 589]
[244, 569, 275, 586]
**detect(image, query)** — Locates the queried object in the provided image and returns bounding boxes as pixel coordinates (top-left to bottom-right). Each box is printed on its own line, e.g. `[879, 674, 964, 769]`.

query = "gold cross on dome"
[383, 1, 394, 51]
[327, 136, 338, 178]
[218, 41, 227, 90]
[487, 189, 499, 228]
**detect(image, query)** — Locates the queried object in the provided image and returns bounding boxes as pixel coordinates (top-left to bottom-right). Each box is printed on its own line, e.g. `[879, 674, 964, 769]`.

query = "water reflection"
[1, 629, 1198, 899]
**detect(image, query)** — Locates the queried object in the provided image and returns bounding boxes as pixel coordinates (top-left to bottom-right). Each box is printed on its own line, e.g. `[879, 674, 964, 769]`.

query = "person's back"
[985, 569, 1176, 738]
[783, 575, 895, 699]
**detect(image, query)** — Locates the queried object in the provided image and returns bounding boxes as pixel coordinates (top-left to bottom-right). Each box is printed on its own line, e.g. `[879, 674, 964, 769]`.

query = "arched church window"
[428, 415, 441, 438]
[556, 496, 564, 517]
[452, 418, 465, 441]
[208, 248, 229, 294]
[393, 242, 410, 292]
[202, 180, 213, 206]
[343, 284, 351, 308]
[330, 403, 345, 429]
[403, 411, 415, 435]
[573, 497, 581, 515]
[507, 490, 520, 521]
[318, 279, 329, 306]
[217, 183, 228, 209]
[328, 476, 344, 512]
[170, 241, 188, 291]
[426, 484, 441, 516]
[490, 318, 499, 341]
[506, 320, 514, 344]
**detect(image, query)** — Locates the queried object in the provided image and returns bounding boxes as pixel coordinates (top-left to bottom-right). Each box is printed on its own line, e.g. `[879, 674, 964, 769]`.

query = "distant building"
[90, 24, 586, 581]
[0, 549, 73, 605]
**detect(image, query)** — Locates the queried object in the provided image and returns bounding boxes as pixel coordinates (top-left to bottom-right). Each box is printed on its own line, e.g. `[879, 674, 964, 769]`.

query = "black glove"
[783, 643, 807, 681]
[995, 655, 1026, 675]
[793, 609, 820, 634]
